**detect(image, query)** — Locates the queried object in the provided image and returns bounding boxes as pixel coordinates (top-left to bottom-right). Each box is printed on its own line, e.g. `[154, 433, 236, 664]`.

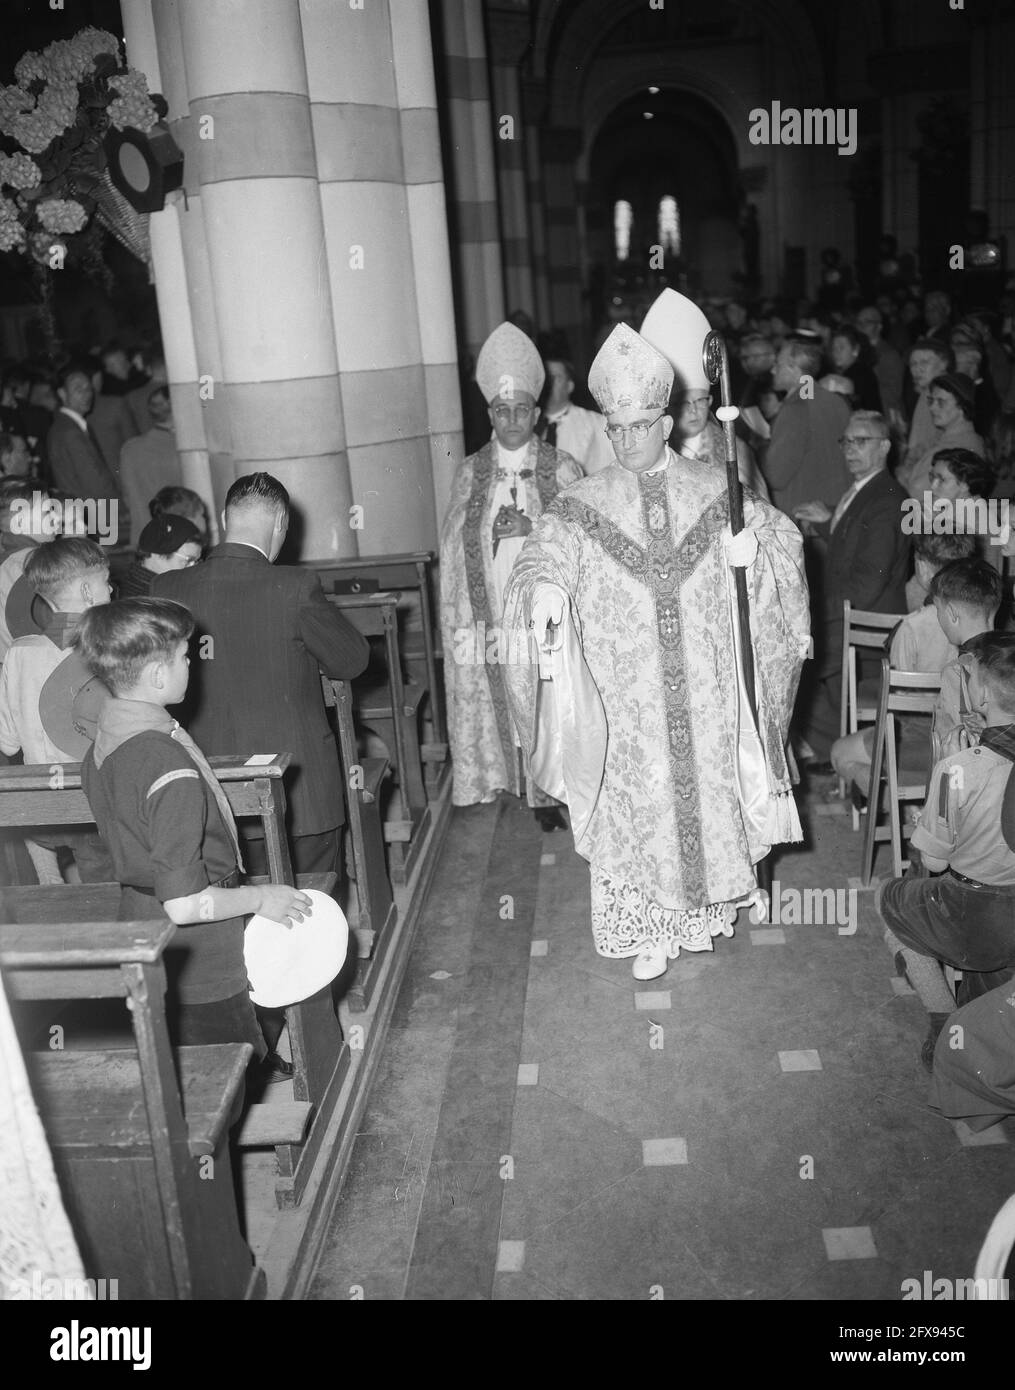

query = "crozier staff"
[502, 310, 810, 981]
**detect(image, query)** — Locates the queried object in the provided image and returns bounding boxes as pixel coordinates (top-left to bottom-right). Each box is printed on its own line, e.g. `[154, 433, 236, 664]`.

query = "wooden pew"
[0, 755, 345, 1210]
[0, 890, 264, 1299]
[327, 591, 432, 885]
[321, 677, 397, 1012]
[304, 550, 447, 748]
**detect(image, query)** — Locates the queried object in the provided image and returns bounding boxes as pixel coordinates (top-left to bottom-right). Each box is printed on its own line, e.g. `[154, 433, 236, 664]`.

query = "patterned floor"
[307, 779, 1014, 1301]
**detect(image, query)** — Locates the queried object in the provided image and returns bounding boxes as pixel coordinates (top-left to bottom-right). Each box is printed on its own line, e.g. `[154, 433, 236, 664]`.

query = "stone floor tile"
[779, 1049, 823, 1072]
[822, 1226, 878, 1260]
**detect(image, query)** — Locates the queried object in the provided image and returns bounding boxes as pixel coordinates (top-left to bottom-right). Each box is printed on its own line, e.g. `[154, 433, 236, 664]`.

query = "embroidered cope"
[502, 453, 810, 958]
[439, 437, 582, 805]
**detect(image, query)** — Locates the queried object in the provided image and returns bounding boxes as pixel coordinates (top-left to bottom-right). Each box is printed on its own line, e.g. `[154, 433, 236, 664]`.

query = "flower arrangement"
[0, 27, 161, 271]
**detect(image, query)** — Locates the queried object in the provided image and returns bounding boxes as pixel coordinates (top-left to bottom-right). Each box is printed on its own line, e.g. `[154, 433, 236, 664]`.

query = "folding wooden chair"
[859, 654, 941, 884]
[839, 602, 905, 827]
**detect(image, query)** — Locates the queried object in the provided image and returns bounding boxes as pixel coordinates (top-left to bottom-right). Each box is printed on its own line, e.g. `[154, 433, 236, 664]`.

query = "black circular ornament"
[103, 118, 183, 213]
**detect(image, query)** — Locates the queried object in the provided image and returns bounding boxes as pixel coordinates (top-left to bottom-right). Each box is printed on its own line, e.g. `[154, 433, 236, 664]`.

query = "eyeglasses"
[605, 413, 666, 443]
[174, 551, 200, 566]
[492, 404, 534, 422]
[680, 396, 711, 411]
[838, 435, 883, 447]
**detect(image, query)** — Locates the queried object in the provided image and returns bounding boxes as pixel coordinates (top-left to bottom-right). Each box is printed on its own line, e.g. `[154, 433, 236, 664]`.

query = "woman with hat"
[118, 513, 203, 598]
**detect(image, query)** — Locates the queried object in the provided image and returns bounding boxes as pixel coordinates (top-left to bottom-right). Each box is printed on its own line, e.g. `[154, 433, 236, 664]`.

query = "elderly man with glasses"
[439, 321, 581, 817]
[794, 410, 911, 770]
[501, 305, 809, 981]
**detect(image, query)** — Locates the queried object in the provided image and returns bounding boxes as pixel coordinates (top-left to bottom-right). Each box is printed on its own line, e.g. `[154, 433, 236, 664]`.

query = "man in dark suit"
[764, 338, 851, 517]
[155, 472, 369, 875]
[156, 472, 369, 1079]
[47, 363, 128, 546]
[794, 410, 912, 767]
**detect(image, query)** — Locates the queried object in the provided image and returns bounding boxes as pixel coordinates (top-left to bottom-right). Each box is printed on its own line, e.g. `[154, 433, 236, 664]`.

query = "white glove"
[530, 586, 566, 634]
[724, 519, 762, 567]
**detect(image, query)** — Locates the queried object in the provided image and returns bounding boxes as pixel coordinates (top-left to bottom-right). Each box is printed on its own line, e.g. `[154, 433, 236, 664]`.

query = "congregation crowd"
[442, 277, 1015, 1137]
[1, 272, 1014, 1141]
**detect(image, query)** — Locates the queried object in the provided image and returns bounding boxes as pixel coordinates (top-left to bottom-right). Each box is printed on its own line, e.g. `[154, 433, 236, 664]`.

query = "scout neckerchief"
[92, 697, 244, 871]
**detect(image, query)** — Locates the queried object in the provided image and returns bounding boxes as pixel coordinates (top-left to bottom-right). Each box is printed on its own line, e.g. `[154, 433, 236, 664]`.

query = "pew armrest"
[235, 1101, 313, 1149]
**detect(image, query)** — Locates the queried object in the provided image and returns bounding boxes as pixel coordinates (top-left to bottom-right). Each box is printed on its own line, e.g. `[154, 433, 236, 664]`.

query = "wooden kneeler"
[0, 757, 344, 1210]
[0, 892, 264, 1299]
[326, 591, 432, 885]
[322, 677, 398, 1012]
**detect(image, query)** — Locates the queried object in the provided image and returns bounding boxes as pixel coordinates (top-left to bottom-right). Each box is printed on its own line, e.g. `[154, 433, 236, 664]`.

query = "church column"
[435, 0, 505, 359]
[389, 2, 465, 530]
[539, 127, 585, 360]
[487, 9, 536, 322]
[121, 0, 221, 539]
[302, 0, 438, 555]
[523, 79, 552, 330]
[176, 0, 353, 559]
[970, 12, 1015, 248]
[880, 94, 920, 266]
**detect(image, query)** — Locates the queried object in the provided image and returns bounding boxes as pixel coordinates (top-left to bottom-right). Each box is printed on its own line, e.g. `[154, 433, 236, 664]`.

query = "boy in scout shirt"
[76, 596, 311, 1054]
[876, 632, 1015, 1067]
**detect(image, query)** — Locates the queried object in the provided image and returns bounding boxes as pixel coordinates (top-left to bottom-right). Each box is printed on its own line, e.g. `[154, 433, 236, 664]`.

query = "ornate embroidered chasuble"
[501, 456, 810, 951]
[553, 477, 734, 905]
[439, 438, 583, 806]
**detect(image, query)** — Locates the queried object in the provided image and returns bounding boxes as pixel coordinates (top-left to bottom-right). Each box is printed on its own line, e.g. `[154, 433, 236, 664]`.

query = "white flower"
[108, 71, 157, 133]
[30, 231, 64, 265]
[0, 153, 41, 190]
[0, 195, 26, 252]
[36, 197, 88, 234]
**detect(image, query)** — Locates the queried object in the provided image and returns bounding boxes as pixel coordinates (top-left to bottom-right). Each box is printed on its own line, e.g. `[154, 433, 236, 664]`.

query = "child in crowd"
[76, 597, 310, 1053]
[831, 534, 977, 791]
[929, 557, 1003, 761]
[876, 633, 1015, 1066]
[904, 530, 978, 612]
[0, 537, 114, 883]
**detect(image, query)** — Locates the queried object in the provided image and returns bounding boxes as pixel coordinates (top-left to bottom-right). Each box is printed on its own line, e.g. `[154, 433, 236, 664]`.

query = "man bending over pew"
[0, 537, 114, 883]
[76, 597, 311, 1053]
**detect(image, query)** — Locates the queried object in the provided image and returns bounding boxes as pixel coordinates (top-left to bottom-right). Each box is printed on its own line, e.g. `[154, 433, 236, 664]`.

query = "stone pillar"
[881, 94, 921, 264]
[389, 2, 465, 531]
[175, 0, 353, 559]
[437, 0, 505, 358]
[523, 79, 552, 330]
[487, 10, 536, 321]
[970, 13, 1015, 248]
[539, 127, 585, 360]
[121, 0, 221, 540]
[302, 0, 435, 555]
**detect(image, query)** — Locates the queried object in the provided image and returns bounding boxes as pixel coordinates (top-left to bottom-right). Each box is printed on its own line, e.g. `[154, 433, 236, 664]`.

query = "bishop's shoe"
[534, 807, 568, 833]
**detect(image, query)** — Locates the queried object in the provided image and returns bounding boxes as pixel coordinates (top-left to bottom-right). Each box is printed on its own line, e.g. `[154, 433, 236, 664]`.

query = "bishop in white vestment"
[440, 322, 582, 808]
[502, 317, 810, 979]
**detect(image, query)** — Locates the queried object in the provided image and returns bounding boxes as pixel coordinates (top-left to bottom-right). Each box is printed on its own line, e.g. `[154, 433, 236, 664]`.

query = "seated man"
[792, 410, 911, 768]
[830, 533, 976, 790]
[0, 537, 114, 883]
[876, 633, 1015, 1067]
[929, 557, 1002, 762]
